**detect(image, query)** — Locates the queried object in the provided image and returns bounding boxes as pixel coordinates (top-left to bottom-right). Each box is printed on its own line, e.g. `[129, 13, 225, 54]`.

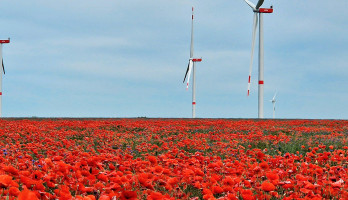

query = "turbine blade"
[244, 0, 256, 10]
[2, 59, 4, 75]
[183, 61, 190, 83]
[255, 0, 265, 9]
[247, 13, 258, 96]
[273, 92, 277, 100]
[186, 60, 193, 89]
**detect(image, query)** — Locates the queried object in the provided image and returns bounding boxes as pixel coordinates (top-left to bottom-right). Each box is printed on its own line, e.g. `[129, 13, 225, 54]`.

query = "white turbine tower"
[0, 38, 10, 118]
[183, 7, 202, 118]
[244, 0, 273, 118]
[270, 92, 277, 119]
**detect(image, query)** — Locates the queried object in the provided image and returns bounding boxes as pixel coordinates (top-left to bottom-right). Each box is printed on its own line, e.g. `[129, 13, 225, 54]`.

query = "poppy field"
[0, 119, 347, 200]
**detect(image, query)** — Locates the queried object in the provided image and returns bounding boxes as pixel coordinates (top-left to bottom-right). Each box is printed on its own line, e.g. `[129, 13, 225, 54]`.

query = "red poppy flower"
[260, 162, 269, 169]
[3, 166, 19, 176]
[109, 163, 116, 170]
[120, 190, 137, 200]
[212, 185, 224, 194]
[85, 195, 96, 200]
[266, 172, 279, 181]
[227, 193, 238, 200]
[300, 188, 311, 194]
[99, 195, 111, 200]
[18, 189, 39, 200]
[9, 186, 20, 196]
[167, 177, 178, 187]
[153, 166, 163, 175]
[261, 181, 276, 192]
[0, 175, 12, 188]
[241, 189, 255, 200]
[148, 156, 157, 165]
[256, 151, 265, 160]
[97, 173, 108, 182]
[148, 191, 163, 200]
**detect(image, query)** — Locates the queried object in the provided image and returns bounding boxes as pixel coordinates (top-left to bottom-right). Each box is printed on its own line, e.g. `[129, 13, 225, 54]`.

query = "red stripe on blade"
[248, 76, 251, 83]
[192, 102, 196, 105]
[259, 80, 264, 84]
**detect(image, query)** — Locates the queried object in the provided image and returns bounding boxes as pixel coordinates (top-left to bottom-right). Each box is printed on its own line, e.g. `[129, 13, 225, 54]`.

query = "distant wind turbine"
[244, 0, 273, 118]
[0, 38, 10, 118]
[270, 92, 277, 119]
[183, 7, 202, 118]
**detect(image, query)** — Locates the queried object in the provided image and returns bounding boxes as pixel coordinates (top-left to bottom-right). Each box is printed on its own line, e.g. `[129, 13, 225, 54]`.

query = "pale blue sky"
[1, 0, 347, 118]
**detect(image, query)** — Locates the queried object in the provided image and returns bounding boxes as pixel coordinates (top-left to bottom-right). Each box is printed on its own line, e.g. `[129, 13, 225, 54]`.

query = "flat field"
[0, 119, 347, 200]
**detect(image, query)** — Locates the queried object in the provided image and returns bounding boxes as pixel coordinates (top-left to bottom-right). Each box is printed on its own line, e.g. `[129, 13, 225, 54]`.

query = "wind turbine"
[244, 0, 273, 118]
[270, 92, 277, 119]
[183, 7, 202, 118]
[0, 38, 10, 118]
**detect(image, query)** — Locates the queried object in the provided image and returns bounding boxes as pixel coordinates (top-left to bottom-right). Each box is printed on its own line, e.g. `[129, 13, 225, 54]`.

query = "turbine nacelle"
[244, 0, 273, 13]
[258, 8, 273, 13]
[0, 39, 10, 44]
[251, 7, 274, 13]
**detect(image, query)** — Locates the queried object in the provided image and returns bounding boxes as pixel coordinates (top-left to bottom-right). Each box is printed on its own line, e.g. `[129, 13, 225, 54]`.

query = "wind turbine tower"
[183, 7, 202, 118]
[244, 0, 273, 118]
[0, 38, 10, 118]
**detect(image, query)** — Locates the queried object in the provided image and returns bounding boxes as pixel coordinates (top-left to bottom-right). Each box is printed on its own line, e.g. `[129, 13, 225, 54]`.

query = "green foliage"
[184, 185, 203, 200]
